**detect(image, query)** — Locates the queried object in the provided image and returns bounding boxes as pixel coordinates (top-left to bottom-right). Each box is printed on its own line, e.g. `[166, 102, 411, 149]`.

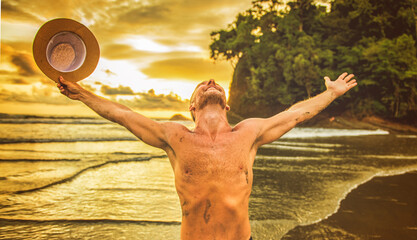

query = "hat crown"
[46, 31, 87, 72]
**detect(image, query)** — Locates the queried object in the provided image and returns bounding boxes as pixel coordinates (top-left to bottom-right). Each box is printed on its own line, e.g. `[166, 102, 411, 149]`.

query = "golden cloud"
[10, 53, 38, 77]
[142, 58, 233, 82]
[0, 42, 43, 84]
[101, 85, 135, 95]
[0, 86, 71, 105]
[117, 91, 189, 111]
[1, 1, 42, 23]
[101, 43, 160, 60]
[0, 83, 189, 111]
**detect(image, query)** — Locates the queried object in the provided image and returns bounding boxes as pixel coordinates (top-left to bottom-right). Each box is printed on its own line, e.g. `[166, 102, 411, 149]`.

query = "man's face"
[189, 80, 229, 119]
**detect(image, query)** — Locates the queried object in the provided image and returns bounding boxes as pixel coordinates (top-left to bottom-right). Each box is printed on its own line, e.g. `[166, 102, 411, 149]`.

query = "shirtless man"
[57, 72, 357, 240]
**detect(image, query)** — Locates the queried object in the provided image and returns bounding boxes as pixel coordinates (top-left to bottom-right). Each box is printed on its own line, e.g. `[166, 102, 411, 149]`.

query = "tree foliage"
[210, 0, 417, 124]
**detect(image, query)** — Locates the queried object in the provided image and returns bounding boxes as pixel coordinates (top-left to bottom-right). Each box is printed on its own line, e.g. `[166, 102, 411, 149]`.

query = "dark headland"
[169, 114, 190, 121]
[282, 172, 417, 240]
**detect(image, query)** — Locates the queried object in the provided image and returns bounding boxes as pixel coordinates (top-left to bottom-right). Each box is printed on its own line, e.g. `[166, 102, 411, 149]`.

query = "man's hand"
[324, 72, 357, 98]
[57, 76, 84, 100]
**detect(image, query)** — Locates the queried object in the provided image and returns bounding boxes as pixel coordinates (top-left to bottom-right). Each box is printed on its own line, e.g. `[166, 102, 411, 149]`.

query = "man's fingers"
[347, 80, 357, 89]
[324, 76, 331, 83]
[338, 72, 348, 80]
[58, 76, 71, 86]
[347, 79, 357, 86]
[57, 82, 64, 92]
[57, 80, 68, 96]
[59, 87, 66, 94]
[344, 74, 355, 82]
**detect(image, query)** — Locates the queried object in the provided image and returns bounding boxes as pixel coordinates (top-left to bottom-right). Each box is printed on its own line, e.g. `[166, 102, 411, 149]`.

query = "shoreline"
[281, 171, 417, 240]
[300, 115, 417, 134]
[2, 112, 416, 134]
[226, 110, 417, 134]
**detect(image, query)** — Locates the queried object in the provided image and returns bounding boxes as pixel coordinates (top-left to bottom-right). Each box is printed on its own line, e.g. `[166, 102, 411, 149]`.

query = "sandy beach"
[282, 171, 417, 239]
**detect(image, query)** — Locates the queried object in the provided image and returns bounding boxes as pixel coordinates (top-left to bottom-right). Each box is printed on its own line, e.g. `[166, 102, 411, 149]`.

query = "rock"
[169, 114, 190, 121]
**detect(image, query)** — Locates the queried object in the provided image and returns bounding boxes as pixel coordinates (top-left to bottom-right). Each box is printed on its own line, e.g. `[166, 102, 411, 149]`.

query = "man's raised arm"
[254, 72, 357, 147]
[57, 76, 169, 149]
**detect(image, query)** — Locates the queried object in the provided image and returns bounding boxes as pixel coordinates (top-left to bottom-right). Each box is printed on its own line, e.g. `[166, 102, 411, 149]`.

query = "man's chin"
[197, 93, 226, 110]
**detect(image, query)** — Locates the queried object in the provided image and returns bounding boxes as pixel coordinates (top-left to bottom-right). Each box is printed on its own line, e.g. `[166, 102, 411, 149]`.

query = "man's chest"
[168, 131, 256, 177]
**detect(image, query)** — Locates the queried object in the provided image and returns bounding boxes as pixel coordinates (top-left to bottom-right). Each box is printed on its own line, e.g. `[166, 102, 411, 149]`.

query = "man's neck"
[194, 104, 231, 140]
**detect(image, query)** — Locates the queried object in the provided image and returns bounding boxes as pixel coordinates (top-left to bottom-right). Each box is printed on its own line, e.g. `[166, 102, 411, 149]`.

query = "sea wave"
[272, 141, 344, 148]
[13, 155, 167, 194]
[112, 152, 147, 155]
[0, 137, 138, 144]
[362, 155, 417, 160]
[0, 217, 181, 225]
[282, 128, 389, 139]
[0, 119, 111, 125]
[0, 129, 387, 144]
[89, 187, 174, 193]
[255, 155, 331, 161]
[0, 114, 109, 125]
[261, 144, 333, 152]
[0, 158, 81, 162]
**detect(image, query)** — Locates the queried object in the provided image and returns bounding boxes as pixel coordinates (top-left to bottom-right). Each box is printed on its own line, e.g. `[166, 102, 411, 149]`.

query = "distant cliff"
[227, 56, 287, 121]
[169, 114, 190, 121]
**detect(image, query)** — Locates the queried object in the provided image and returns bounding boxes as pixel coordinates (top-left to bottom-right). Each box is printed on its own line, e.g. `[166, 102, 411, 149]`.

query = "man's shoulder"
[161, 121, 192, 133]
[232, 117, 264, 131]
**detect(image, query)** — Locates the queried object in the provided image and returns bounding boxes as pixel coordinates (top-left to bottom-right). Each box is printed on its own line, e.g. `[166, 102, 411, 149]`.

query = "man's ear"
[189, 104, 196, 111]
[225, 104, 230, 111]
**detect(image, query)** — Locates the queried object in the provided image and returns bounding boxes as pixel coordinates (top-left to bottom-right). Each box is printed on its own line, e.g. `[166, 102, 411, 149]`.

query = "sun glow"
[1, 21, 38, 41]
[89, 58, 212, 100]
[89, 58, 148, 90]
[122, 36, 201, 53]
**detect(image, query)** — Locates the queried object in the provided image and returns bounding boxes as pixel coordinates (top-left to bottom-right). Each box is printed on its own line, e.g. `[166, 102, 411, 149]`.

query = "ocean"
[0, 113, 416, 239]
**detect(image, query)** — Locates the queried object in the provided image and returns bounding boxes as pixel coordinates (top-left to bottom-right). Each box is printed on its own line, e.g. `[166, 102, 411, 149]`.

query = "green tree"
[210, 0, 417, 124]
[324, 0, 417, 121]
[362, 35, 417, 118]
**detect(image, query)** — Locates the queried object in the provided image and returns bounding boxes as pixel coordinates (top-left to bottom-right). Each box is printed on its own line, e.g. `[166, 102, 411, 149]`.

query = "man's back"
[164, 122, 258, 240]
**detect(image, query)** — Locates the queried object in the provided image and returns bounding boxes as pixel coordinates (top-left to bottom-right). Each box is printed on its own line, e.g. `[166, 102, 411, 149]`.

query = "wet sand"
[282, 171, 417, 240]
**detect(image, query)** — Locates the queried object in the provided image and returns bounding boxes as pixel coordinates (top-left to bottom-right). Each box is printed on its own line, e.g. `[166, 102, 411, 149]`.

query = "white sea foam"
[281, 128, 389, 139]
[255, 155, 326, 161]
[261, 144, 333, 152]
[362, 155, 417, 160]
[396, 135, 417, 138]
[270, 141, 344, 148]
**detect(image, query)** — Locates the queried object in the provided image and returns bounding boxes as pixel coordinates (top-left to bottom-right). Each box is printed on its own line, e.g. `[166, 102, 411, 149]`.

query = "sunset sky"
[1, 0, 253, 118]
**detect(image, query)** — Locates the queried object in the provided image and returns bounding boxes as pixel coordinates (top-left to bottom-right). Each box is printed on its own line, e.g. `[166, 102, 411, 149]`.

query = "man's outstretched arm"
[254, 72, 357, 147]
[57, 76, 170, 149]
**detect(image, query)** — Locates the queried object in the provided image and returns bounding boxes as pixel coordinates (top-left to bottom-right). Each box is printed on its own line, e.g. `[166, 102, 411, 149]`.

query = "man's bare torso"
[57, 72, 356, 240]
[164, 121, 258, 240]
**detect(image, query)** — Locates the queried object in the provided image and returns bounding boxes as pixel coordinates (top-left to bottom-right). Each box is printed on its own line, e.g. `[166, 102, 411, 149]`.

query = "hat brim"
[33, 18, 100, 83]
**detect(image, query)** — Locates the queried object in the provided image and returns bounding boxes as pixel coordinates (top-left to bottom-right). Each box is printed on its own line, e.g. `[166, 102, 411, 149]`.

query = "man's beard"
[197, 91, 226, 110]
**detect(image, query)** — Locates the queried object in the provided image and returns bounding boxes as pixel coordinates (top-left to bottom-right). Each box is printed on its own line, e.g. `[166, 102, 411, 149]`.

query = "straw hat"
[33, 18, 100, 83]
